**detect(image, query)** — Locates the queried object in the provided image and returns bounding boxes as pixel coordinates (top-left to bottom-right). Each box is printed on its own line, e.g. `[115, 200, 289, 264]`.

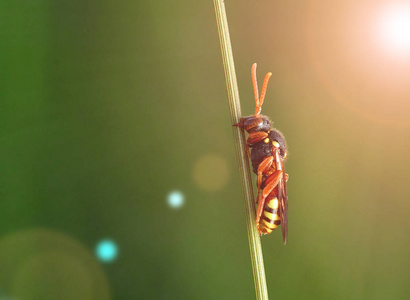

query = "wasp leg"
[285, 173, 289, 182]
[256, 156, 274, 203]
[256, 193, 268, 235]
[257, 156, 274, 190]
[246, 145, 251, 158]
[255, 170, 283, 230]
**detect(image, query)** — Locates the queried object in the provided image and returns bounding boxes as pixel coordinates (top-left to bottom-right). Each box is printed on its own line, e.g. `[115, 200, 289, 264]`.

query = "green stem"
[213, 1, 269, 299]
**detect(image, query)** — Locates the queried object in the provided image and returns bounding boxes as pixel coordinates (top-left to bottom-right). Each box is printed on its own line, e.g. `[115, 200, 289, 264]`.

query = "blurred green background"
[1, 0, 410, 299]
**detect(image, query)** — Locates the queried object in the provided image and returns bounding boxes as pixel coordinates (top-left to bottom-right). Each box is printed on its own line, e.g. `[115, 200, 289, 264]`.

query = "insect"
[234, 63, 289, 244]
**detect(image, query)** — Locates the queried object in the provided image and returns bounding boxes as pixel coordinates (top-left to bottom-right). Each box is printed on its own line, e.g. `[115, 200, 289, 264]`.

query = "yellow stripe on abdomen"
[258, 197, 281, 235]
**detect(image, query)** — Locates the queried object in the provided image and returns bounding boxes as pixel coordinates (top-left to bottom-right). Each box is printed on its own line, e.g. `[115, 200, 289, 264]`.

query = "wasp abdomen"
[258, 196, 281, 235]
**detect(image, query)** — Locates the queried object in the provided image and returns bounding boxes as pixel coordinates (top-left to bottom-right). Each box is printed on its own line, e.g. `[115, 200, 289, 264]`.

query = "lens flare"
[95, 239, 118, 263]
[167, 191, 185, 209]
[0, 229, 110, 299]
[192, 154, 230, 192]
[378, 3, 410, 56]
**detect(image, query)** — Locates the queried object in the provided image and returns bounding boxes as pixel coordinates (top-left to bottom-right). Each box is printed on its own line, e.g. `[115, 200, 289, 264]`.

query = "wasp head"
[233, 116, 271, 133]
[233, 64, 273, 133]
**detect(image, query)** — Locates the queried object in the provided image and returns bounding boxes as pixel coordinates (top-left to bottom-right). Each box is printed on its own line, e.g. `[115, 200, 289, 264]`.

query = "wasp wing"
[279, 171, 288, 245]
[275, 150, 288, 245]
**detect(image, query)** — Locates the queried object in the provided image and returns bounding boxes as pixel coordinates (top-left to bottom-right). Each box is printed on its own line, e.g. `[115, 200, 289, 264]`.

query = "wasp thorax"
[269, 129, 288, 159]
[272, 141, 280, 148]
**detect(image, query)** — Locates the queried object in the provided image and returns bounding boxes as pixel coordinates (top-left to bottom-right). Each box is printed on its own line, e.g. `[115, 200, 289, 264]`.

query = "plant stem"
[213, 1, 269, 300]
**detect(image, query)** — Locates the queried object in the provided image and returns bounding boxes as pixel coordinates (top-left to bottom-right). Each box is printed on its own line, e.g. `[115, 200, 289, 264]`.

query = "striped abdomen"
[258, 195, 281, 235]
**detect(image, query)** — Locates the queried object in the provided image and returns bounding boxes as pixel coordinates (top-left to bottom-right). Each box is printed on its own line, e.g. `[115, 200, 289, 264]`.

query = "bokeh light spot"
[193, 154, 230, 192]
[0, 229, 110, 300]
[378, 3, 410, 56]
[96, 239, 118, 263]
[13, 252, 93, 300]
[167, 190, 185, 209]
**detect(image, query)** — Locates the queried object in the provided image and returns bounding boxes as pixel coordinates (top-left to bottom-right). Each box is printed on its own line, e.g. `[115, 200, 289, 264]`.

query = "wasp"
[234, 63, 289, 244]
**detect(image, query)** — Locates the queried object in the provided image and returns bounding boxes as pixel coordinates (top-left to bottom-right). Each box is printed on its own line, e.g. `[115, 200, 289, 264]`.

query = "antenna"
[252, 63, 272, 116]
[251, 63, 259, 112]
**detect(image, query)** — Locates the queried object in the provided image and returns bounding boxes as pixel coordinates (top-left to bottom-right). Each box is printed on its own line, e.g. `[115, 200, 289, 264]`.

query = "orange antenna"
[251, 63, 259, 112]
[253, 62, 272, 116]
[258, 72, 272, 114]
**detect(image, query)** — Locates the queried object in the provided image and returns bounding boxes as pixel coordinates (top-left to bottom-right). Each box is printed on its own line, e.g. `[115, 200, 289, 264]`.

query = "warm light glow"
[378, 3, 410, 56]
[192, 154, 229, 192]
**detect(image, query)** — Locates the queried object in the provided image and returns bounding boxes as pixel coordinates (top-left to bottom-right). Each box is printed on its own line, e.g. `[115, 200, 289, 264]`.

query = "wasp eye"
[272, 141, 280, 148]
[264, 138, 270, 143]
